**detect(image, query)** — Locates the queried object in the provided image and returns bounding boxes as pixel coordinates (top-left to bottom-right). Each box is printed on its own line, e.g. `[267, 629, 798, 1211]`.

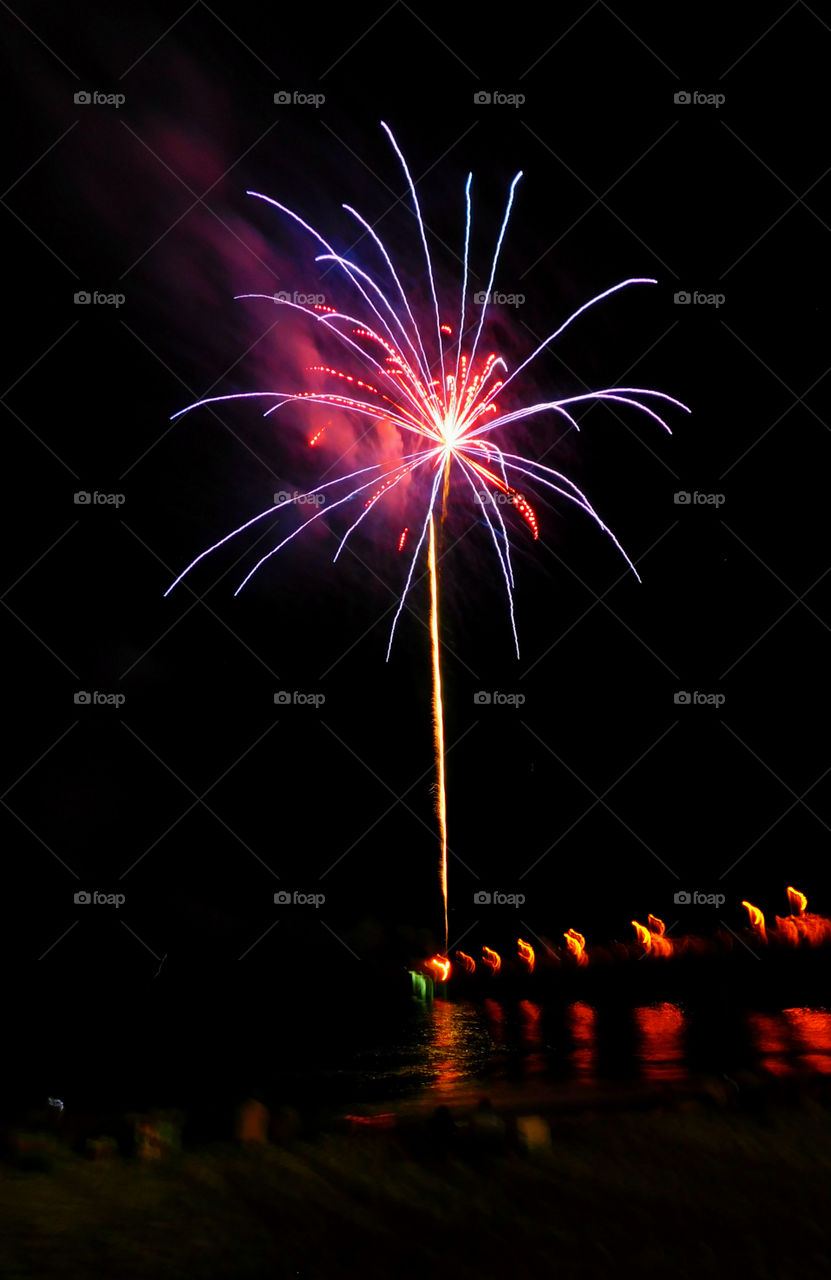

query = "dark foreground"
[3, 1091, 831, 1279]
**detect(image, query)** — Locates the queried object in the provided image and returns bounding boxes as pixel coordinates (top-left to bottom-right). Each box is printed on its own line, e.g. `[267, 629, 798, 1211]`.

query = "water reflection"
[747, 1012, 796, 1077]
[395, 1000, 831, 1105]
[482, 998, 506, 1045]
[782, 1008, 831, 1074]
[568, 1002, 596, 1081]
[518, 1000, 546, 1076]
[424, 1000, 488, 1095]
[634, 1003, 686, 1082]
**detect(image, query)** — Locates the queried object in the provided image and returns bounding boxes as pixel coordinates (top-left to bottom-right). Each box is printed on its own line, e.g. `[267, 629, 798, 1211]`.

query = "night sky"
[3, 1, 830, 1062]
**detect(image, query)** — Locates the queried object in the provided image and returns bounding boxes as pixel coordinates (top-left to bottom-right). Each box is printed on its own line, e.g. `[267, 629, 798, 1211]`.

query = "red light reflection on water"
[426, 1000, 479, 1094]
[634, 1003, 686, 1081]
[782, 1008, 831, 1074]
[568, 1002, 597, 1081]
[418, 999, 831, 1105]
[519, 999, 546, 1075]
[746, 1012, 795, 1077]
[483, 998, 506, 1045]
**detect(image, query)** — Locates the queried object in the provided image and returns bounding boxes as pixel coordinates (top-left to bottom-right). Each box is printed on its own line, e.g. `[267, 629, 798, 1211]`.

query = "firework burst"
[166, 123, 689, 951]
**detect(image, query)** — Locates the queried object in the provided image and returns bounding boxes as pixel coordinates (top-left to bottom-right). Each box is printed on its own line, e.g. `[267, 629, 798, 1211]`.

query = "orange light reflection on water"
[568, 1002, 597, 1081]
[746, 1012, 795, 1077]
[425, 1001, 483, 1095]
[634, 1003, 686, 1081]
[483, 997, 506, 1044]
[782, 1008, 831, 1074]
[519, 999, 546, 1075]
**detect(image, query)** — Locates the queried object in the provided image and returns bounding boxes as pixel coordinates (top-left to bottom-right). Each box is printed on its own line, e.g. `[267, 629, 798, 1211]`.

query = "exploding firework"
[166, 123, 689, 952]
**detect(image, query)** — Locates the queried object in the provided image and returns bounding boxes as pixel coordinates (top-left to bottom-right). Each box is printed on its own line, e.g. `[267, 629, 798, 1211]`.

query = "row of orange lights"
[423, 887, 824, 981]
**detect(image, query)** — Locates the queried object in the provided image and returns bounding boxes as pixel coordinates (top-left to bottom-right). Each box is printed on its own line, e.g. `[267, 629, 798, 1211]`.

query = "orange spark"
[775, 886, 831, 946]
[518, 938, 535, 972]
[632, 918, 673, 957]
[632, 920, 651, 950]
[426, 955, 450, 982]
[742, 900, 767, 942]
[786, 886, 807, 916]
[455, 950, 475, 974]
[564, 928, 588, 966]
[482, 946, 501, 974]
